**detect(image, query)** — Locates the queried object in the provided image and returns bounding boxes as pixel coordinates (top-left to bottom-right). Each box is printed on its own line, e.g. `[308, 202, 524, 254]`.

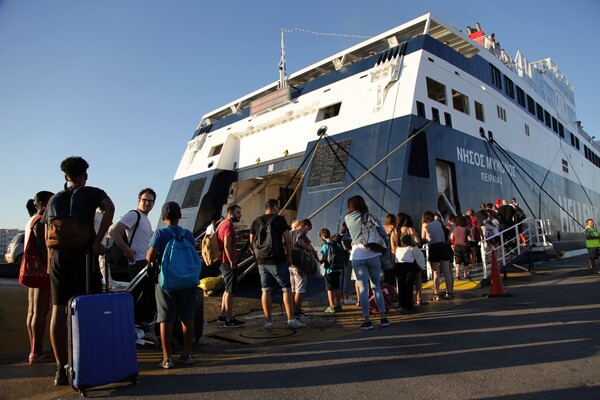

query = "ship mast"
[279, 28, 287, 89]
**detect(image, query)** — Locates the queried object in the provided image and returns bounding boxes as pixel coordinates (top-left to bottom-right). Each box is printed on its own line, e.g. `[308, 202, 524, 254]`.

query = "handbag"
[105, 210, 141, 272]
[19, 216, 50, 289]
[412, 246, 426, 270]
[291, 248, 318, 275]
[361, 213, 387, 253]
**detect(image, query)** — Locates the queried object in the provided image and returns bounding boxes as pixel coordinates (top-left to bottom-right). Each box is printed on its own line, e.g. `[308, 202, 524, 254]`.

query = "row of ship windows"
[423, 75, 600, 171]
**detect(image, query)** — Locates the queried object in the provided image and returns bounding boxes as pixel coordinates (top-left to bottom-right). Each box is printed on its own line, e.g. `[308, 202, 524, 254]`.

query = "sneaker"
[157, 358, 175, 369]
[381, 318, 390, 328]
[54, 366, 68, 386]
[223, 318, 245, 328]
[217, 315, 226, 324]
[263, 322, 273, 330]
[359, 320, 373, 330]
[287, 319, 306, 329]
[177, 354, 194, 365]
[324, 306, 336, 313]
[294, 311, 309, 319]
[334, 305, 342, 312]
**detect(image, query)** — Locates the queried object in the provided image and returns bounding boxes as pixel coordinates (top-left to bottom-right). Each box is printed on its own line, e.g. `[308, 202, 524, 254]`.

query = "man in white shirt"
[108, 188, 156, 280]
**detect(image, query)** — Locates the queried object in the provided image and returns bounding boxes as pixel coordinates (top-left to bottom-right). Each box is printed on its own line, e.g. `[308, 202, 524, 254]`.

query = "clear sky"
[1, 0, 599, 230]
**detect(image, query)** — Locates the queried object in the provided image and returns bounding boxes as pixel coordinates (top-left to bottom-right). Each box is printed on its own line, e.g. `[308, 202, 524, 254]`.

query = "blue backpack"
[159, 227, 202, 292]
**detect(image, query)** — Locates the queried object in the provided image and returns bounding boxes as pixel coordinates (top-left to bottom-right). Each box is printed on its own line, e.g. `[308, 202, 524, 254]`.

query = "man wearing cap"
[146, 201, 197, 369]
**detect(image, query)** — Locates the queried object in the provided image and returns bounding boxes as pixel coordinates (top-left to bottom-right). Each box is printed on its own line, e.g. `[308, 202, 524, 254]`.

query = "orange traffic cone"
[488, 251, 511, 297]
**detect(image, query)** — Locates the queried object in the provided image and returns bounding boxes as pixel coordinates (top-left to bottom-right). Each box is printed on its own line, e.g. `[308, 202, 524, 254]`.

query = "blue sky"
[1, 0, 599, 230]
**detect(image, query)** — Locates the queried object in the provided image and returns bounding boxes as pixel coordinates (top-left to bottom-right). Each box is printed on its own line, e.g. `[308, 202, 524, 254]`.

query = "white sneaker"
[263, 322, 273, 330]
[287, 319, 306, 329]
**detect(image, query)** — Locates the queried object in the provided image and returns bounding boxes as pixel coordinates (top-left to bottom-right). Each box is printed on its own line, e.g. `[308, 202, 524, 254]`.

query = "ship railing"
[478, 218, 551, 279]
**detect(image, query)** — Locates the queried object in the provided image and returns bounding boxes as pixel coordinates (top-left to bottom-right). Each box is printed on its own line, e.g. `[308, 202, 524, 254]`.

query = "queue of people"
[18, 155, 596, 385]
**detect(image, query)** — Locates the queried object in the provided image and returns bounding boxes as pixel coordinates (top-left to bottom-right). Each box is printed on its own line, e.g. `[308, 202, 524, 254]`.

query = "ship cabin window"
[451, 89, 469, 114]
[527, 95, 535, 115]
[504, 77, 515, 99]
[426, 77, 447, 105]
[562, 159, 569, 173]
[516, 86, 526, 108]
[575, 137, 580, 150]
[444, 112, 452, 128]
[475, 101, 485, 122]
[209, 144, 223, 157]
[490, 64, 502, 90]
[544, 111, 552, 128]
[552, 117, 558, 133]
[431, 107, 440, 123]
[497, 105, 507, 122]
[416, 101, 426, 117]
[559, 123, 565, 138]
[525, 124, 530, 136]
[570, 132, 576, 146]
[536, 104, 544, 122]
[316, 102, 341, 121]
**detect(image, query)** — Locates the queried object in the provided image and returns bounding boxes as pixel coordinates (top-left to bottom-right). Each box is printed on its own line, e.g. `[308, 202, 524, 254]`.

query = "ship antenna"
[279, 28, 287, 89]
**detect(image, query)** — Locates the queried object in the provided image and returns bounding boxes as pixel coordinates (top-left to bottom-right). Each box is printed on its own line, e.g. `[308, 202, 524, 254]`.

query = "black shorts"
[50, 248, 103, 306]
[220, 262, 238, 293]
[428, 242, 451, 262]
[588, 248, 599, 260]
[453, 244, 470, 266]
[324, 271, 341, 291]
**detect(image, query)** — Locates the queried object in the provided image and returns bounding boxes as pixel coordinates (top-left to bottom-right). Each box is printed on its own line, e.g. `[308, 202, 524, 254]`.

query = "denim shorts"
[155, 284, 196, 324]
[259, 263, 291, 292]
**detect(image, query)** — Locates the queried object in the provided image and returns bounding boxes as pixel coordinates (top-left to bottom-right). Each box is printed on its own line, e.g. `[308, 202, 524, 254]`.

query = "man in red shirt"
[217, 205, 245, 328]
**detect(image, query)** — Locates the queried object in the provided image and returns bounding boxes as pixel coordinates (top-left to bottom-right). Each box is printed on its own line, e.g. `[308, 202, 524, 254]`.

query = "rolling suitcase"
[68, 252, 139, 396]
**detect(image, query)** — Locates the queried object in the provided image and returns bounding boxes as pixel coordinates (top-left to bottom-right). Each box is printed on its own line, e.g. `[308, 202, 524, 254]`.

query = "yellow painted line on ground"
[422, 278, 481, 291]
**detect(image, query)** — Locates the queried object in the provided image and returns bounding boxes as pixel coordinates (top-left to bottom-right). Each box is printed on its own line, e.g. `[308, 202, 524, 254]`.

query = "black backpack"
[46, 186, 90, 250]
[326, 241, 345, 270]
[253, 216, 279, 259]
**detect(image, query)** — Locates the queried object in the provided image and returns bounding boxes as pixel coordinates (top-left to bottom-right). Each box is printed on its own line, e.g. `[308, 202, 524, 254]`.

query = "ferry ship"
[163, 13, 599, 252]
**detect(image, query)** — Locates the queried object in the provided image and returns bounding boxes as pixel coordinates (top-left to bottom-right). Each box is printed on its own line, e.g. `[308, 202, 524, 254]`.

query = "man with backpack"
[319, 228, 345, 313]
[146, 201, 200, 369]
[44, 156, 115, 386]
[216, 204, 245, 328]
[249, 199, 305, 330]
[108, 188, 156, 280]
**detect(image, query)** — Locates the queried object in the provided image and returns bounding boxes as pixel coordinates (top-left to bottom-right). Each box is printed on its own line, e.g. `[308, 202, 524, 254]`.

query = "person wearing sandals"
[450, 215, 472, 280]
[422, 211, 454, 301]
[344, 195, 389, 330]
[390, 212, 422, 312]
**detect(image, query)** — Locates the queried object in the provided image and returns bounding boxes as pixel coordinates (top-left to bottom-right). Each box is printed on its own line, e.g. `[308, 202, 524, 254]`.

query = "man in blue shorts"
[249, 199, 305, 330]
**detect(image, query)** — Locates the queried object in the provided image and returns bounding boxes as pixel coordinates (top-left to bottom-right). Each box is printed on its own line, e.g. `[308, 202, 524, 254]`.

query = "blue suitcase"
[68, 254, 139, 396]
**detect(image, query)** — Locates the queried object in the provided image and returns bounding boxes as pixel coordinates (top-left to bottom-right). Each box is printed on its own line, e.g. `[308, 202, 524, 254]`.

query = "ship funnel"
[317, 126, 328, 136]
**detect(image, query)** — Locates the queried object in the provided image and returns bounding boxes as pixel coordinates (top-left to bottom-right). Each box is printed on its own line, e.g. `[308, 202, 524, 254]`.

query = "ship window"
[407, 130, 429, 178]
[431, 107, 440, 122]
[416, 101, 426, 117]
[209, 144, 223, 157]
[316, 102, 341, 122]
[527, 95, 535, 115]
[559, 123, 565, 138]
[451, 89, 469, 114]
[562, 159, 569, 173]
[552, 117, 558, 133]
[475, 101, 485, 122]
[497, 105, 507, 122]
[544, 111, 551, 128]
[570, 132, 575, 146]
[504, 77, 515, 99]
[525, 124, 530, 136]
[576, 137, 580, 150]
[536, 104, 544, 122]
[279, 187, 298, 211]
[490, 64, 502, 89]
[307, 138, 351, 187]
[444, 112, 452, 128]
[426, 77, 446, 105]
[516, 86, 525, 108]
[181, 177, 207, 209]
